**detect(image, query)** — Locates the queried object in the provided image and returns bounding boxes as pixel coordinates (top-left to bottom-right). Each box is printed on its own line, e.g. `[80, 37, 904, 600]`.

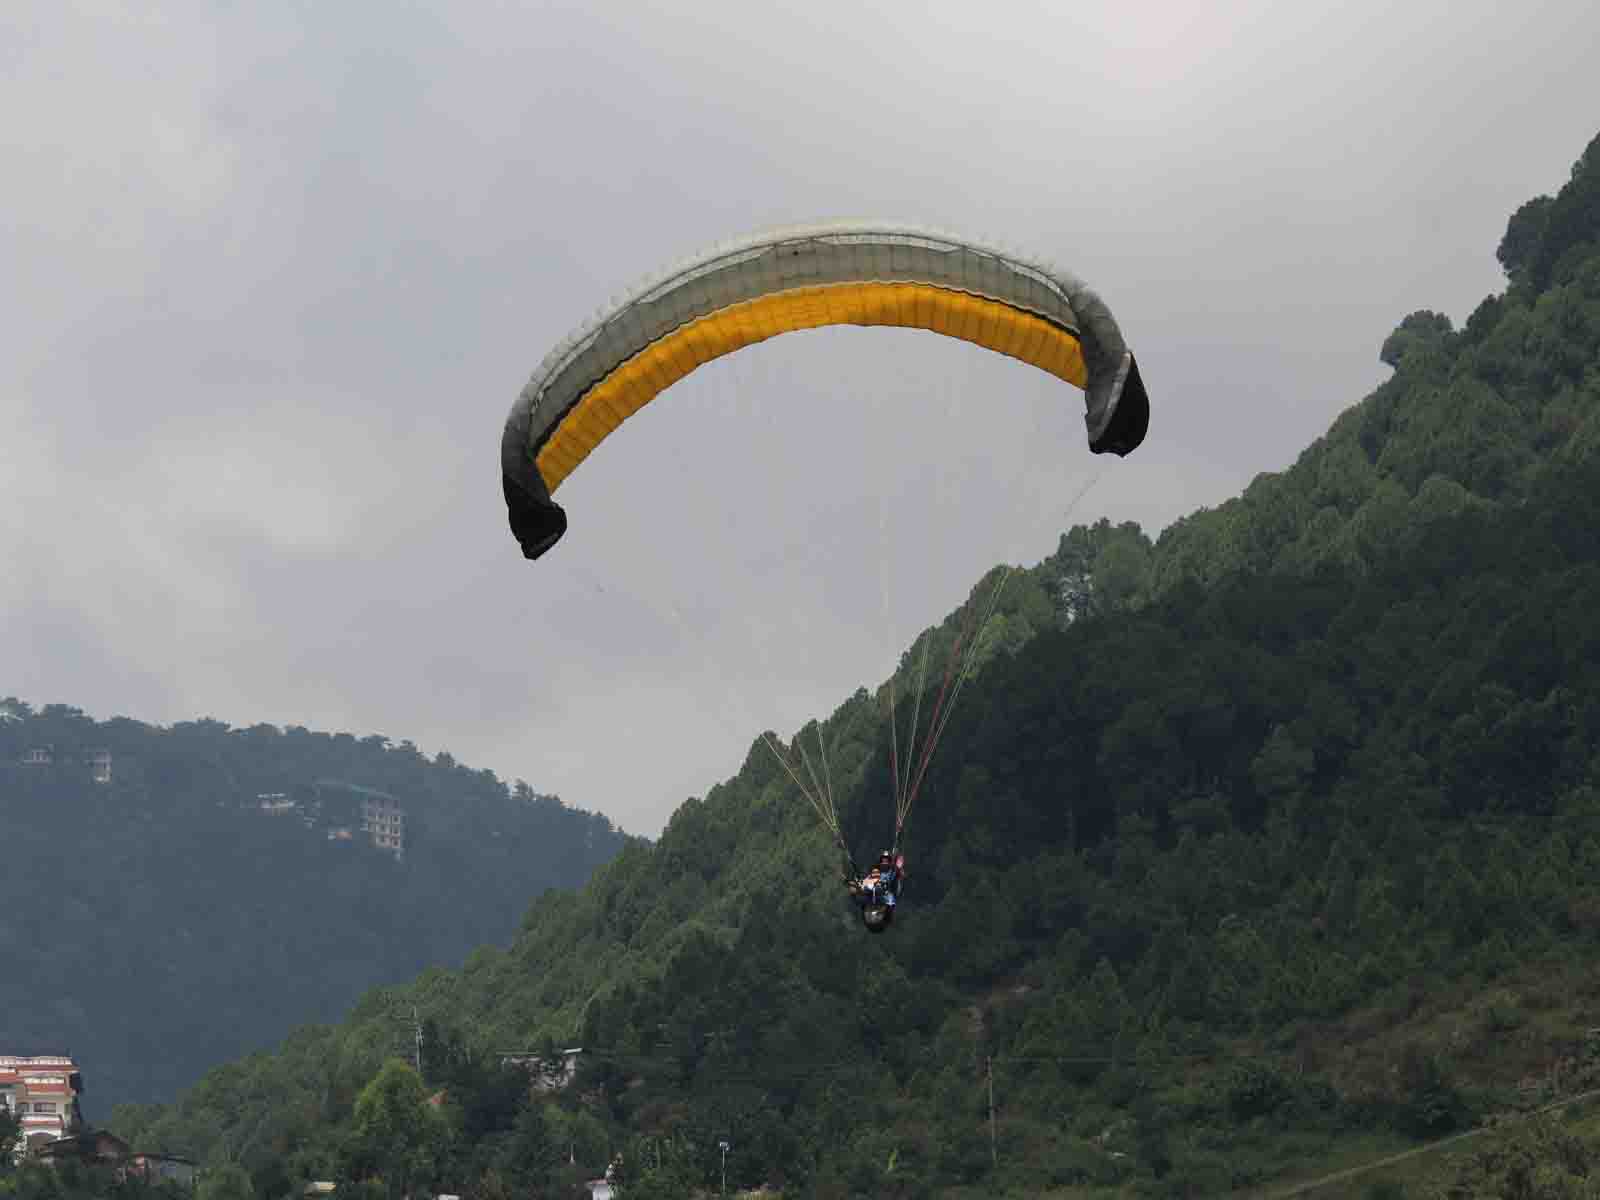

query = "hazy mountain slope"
[0, 711, 631, 1111]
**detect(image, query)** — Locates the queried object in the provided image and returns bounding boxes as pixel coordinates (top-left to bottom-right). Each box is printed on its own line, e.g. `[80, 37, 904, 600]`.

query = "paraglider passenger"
[846, 850, 905, 933]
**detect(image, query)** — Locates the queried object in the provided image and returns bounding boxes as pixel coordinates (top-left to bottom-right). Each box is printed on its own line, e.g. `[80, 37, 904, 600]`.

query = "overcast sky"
[5, 0, 1597, 837]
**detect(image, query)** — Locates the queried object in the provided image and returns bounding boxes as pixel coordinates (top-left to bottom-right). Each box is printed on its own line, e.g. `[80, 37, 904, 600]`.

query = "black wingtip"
[503, 475, 568, 561]
[1089, 353, 1150, 458]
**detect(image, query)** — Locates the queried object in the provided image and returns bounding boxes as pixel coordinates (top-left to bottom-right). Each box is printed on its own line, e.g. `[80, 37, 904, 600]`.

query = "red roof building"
[0, 1055, 85, 1153]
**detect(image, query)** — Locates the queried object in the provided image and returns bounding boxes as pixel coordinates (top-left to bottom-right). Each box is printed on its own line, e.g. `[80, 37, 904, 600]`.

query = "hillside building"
[0, 1055, 85, 1153]
[129, 1151, 198, 1185]
[309, 781, 406, 859]
[13, 746, 112, 784]
[23, 1126, 195, 1186]
[359, 790, 405, 859]
[34, 1129, 127, 1166]
[501, 1047, 583, 1093]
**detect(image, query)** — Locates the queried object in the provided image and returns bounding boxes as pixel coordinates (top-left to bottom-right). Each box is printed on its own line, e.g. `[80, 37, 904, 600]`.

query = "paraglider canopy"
[502, 221, 1149, 560]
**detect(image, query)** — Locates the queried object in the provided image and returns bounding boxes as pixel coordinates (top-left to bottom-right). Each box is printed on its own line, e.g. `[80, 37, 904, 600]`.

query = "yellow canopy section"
[535, 280, 1088, 493]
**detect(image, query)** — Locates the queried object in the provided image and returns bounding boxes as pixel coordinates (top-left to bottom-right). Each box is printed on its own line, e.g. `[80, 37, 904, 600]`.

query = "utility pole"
[987, 1056, 997, 1167]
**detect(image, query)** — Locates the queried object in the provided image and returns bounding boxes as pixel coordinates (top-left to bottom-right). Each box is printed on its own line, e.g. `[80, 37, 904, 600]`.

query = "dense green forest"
[0, 709, 631, 1111]
[9, 130, 1600, 1199]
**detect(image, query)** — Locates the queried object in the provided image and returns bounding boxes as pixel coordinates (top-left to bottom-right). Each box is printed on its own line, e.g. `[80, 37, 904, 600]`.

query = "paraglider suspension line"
[890, 565, 1015, 840]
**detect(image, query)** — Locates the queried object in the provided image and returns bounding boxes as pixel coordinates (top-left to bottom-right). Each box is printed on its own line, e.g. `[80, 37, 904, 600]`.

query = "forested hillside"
[0, 710, 630, 1111]
[22, 131, 1600, 1198]
[1032, 133, 1600, 620]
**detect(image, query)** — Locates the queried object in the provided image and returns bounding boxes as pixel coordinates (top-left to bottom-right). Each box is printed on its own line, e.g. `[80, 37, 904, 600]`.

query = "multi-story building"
[358, 790, 406, 859]
[307, 780, 406, 859]
[0, 1055, 84, 1154]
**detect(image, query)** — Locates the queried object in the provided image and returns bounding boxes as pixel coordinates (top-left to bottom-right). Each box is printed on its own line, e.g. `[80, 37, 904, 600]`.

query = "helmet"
[862, 903, 894, 933]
